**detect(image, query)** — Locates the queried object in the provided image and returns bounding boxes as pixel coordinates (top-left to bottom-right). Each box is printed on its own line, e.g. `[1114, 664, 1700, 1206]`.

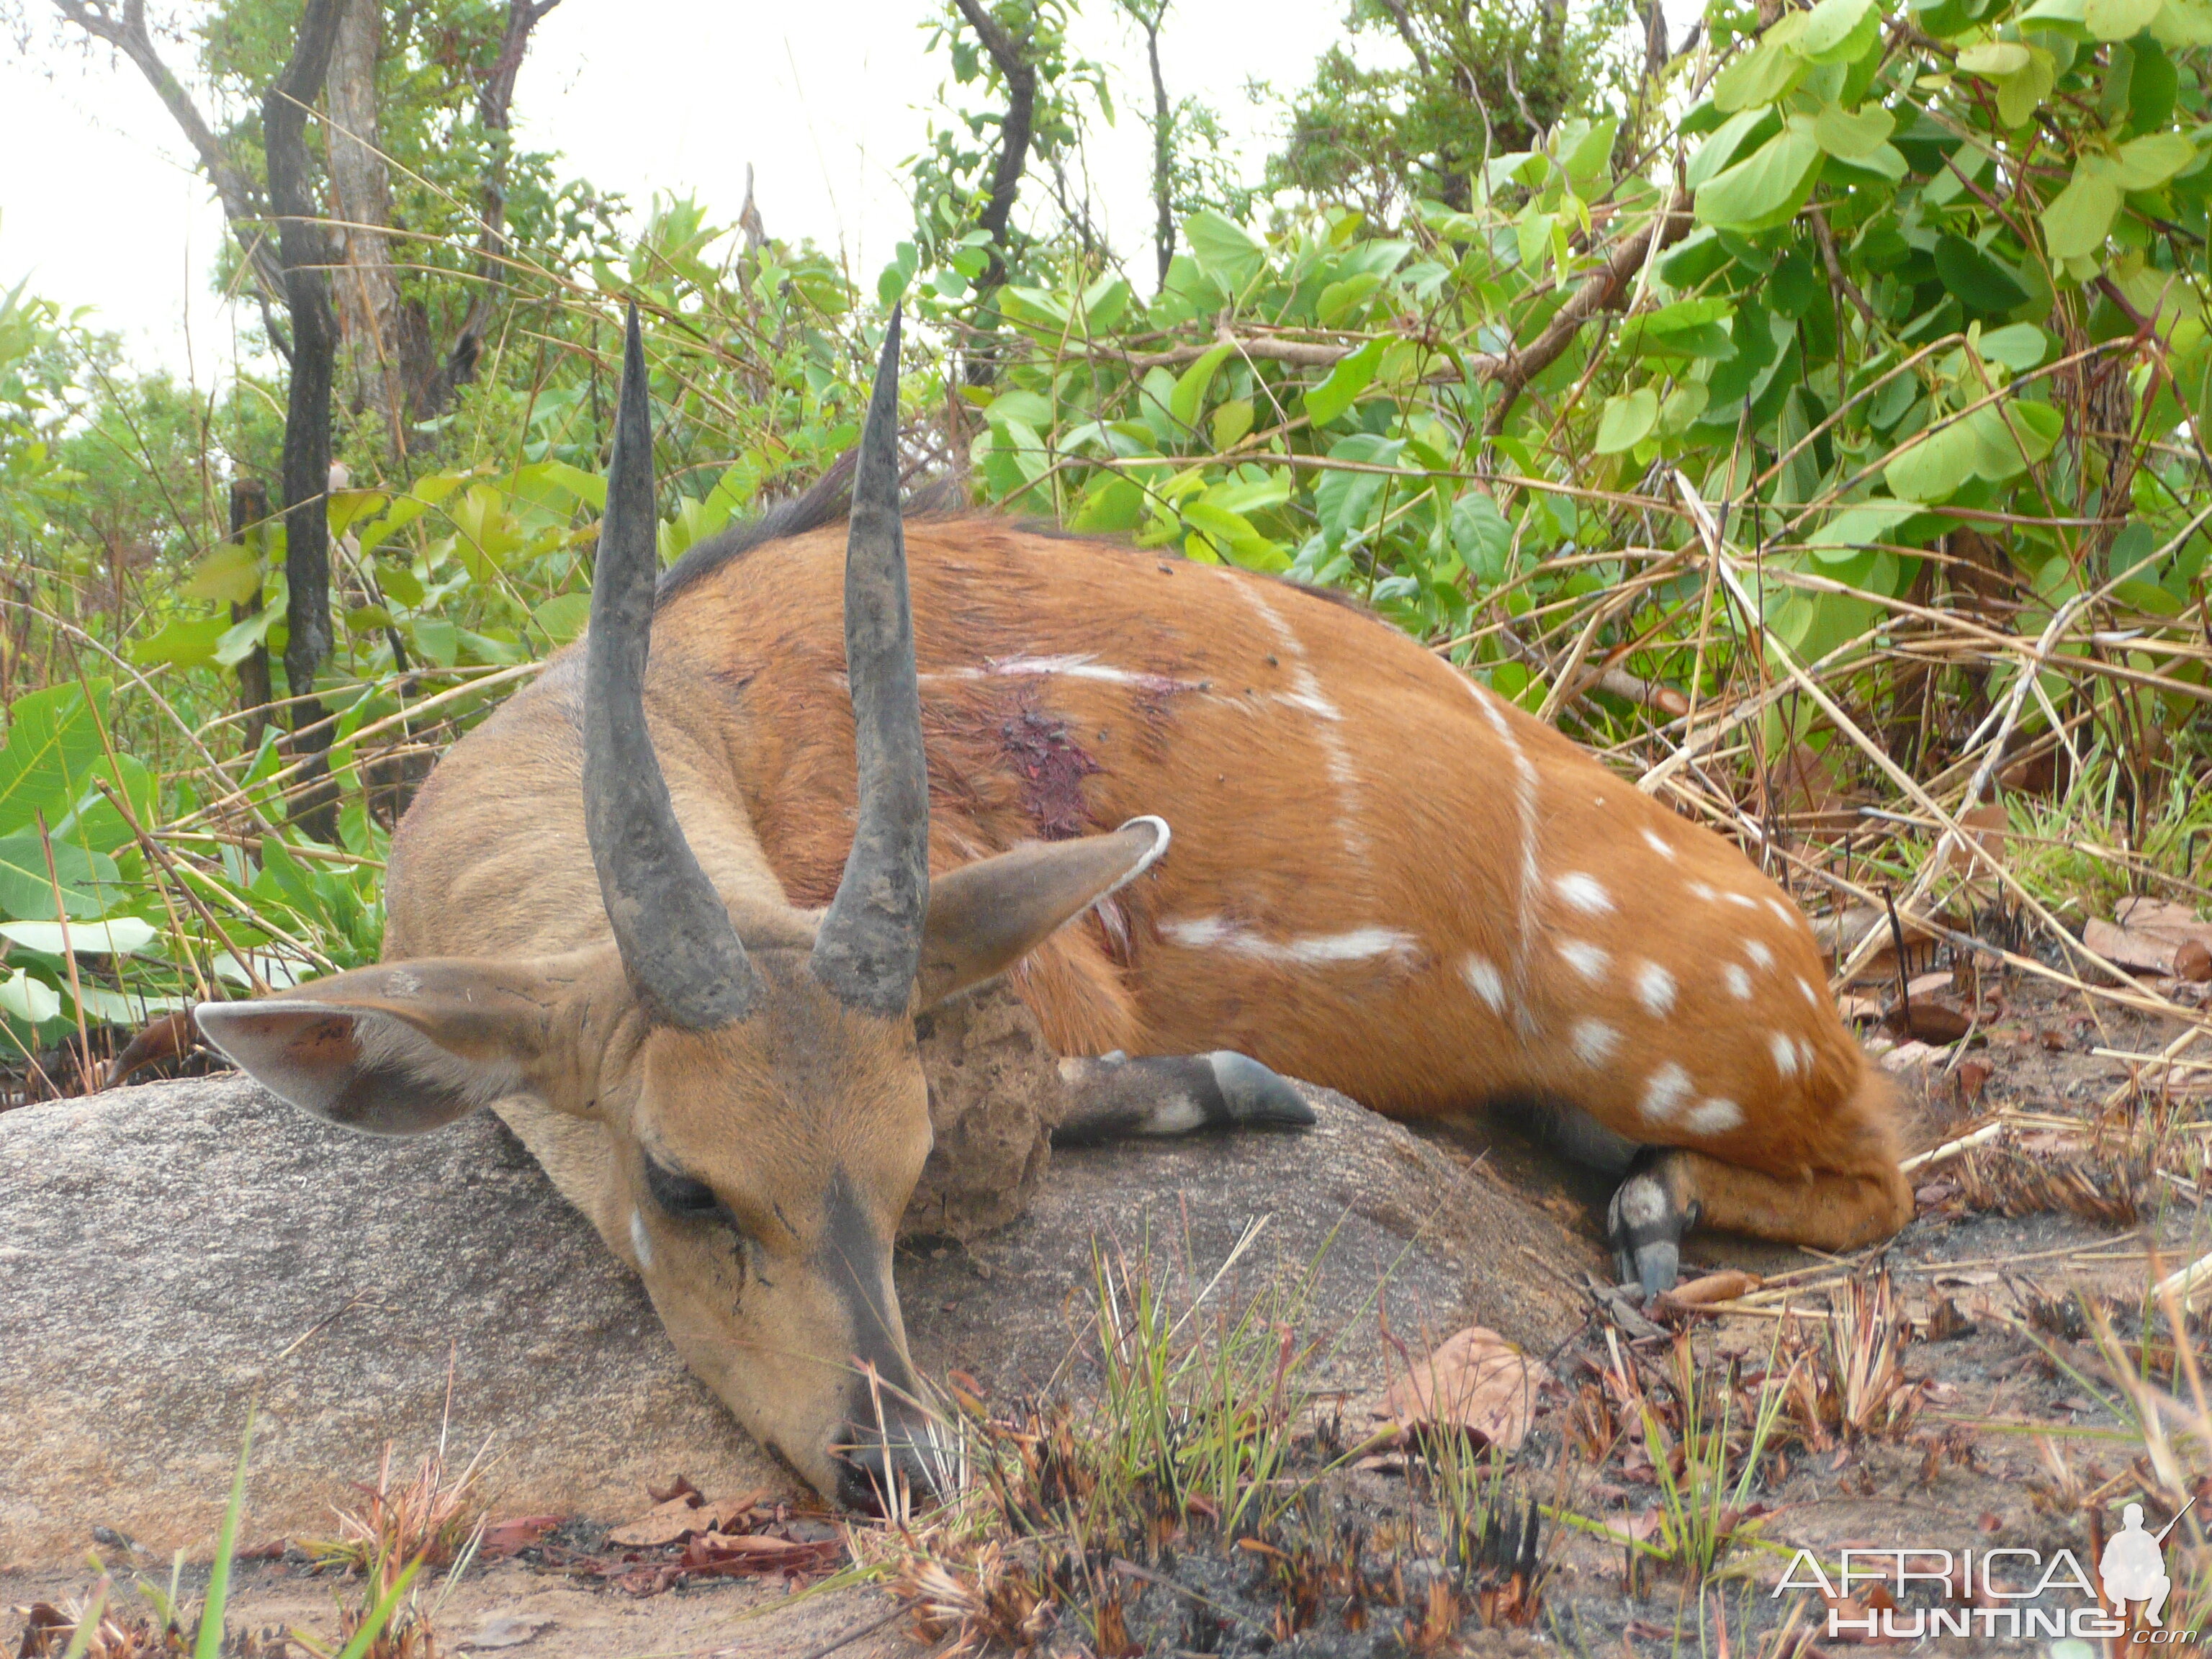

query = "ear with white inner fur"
[194, 956, 598, 1135]
[915, 817, 1169, 1010]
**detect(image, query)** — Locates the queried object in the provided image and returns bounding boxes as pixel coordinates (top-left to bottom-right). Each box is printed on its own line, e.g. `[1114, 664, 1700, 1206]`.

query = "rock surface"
[0, 1066, 1594, 1564]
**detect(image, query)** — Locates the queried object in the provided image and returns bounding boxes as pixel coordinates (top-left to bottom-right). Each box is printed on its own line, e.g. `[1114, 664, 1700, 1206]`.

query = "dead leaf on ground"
[462, 1614, 555, 1650]
[1657, 1269, 1761, 1313]
[607, 1493, 709, 1547]
[2115, 897, 2212, 950]
[478, 1515, 562, 1558]
[2085, 917, 2179, 976]
[1893, 1000, 1972, 1046]
[1375, 1326, 1551, 1453]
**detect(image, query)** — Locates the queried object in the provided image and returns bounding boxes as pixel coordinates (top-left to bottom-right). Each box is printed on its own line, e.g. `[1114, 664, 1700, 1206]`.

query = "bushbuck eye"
[643, 1155, 721, 1220]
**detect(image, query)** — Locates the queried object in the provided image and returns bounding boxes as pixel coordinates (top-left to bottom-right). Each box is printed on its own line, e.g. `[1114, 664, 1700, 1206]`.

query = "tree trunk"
[324, 0, 433, 458]
[265, 0, 346, 842]
[1140, 7, 1174, 292]
[228, 480, 274, 752]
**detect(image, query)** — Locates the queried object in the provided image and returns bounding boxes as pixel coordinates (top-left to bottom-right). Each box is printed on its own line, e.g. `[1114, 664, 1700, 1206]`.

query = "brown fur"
[389, 515, 1910, 1230]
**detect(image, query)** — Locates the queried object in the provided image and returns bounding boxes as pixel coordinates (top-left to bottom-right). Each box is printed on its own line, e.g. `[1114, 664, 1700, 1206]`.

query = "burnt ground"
[6, 969, 2209, 1658]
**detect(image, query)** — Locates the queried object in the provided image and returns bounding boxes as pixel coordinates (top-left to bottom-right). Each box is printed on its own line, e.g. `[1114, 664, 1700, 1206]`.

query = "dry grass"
[1777, 1270, 1925, 1449]
[302, 1439, 491, 1659]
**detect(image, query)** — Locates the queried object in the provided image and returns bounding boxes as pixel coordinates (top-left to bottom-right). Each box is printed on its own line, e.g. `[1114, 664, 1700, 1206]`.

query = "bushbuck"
[199, 313, 1911, 1509]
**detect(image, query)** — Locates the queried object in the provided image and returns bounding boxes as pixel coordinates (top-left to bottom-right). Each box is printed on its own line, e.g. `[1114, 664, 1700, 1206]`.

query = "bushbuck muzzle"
[195, 310, 1178, 1505]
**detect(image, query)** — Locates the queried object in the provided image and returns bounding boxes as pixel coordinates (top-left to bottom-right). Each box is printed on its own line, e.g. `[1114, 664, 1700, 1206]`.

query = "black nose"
[833, 1423, 941, 1514]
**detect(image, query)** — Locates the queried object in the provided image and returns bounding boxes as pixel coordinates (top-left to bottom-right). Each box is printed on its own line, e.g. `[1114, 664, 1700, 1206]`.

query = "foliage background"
[1, 0, 2209, 1089]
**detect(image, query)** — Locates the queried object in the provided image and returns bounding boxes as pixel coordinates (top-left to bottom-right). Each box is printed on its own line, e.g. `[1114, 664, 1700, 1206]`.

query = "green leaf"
[377, 560, 426, 610]
[1956, 40, 2032, 73]
[1212, 398, 1256, 450]
[1303, 339, 1387, 427]
[2152, 0, 2212, 42]
[0, 685, 104, 838]
[0, 917, 157, 956]
[2042, 163, 2122, 259]
[1811, 102, 1895, 159]
[0, 967, 59, 1025]
[1977, 323, 2050, 369]
[1993, 50, 2057, 127]
[1182, 210, 1266, 293]
[180, 543, 264, 606]
[533, 592, 592, 644]
[1714, 30, 1810, 112]
[1170, 343, 1237, 431]
[1802, 0, 1880, 59]
[1935, 235, 2031, 310]
[2085, 0, 2161, 37]
[1687, 110, 1776, 189]
[215, 606, 279, 669]
[1313, 433, 1404, 541]
[1596, 388, 1661, 454]
[2114, 131, 2198, 187]
[0, 833, 119, 921]
[1316, 273, 1383, 325]
[1804, 499, 1923, 557]
[1695, 123, 1824, 232]
[1884, 418, 1983, 500]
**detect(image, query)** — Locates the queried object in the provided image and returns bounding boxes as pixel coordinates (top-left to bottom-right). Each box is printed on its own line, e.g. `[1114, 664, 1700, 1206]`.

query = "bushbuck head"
[197, 310, 1169, 1508]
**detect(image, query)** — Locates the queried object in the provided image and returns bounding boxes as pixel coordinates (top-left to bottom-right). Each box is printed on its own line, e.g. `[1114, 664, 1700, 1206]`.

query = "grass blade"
[194, 1407, 256, 1659]
[333, 1558, 423, 1659]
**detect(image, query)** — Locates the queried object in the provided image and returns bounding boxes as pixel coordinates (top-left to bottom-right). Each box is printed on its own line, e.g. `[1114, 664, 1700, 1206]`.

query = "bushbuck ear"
[915, 817, 1169, 1009]
[194, 956, 595, 1135]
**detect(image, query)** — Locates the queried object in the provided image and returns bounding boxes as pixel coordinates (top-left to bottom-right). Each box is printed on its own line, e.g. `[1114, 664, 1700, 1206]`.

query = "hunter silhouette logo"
[2103, 1499, 2194, 1628]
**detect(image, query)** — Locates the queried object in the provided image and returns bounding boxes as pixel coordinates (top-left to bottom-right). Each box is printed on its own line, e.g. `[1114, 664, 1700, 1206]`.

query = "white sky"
[0, 0, 1354, 380]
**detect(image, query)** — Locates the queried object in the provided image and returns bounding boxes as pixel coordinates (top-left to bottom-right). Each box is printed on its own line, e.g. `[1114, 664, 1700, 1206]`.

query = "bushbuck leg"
[1052, 1051, 1316, 1144]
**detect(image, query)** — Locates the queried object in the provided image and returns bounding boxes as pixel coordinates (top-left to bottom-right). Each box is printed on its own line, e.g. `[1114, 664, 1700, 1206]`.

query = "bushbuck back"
[200, 313, 1911, 1508]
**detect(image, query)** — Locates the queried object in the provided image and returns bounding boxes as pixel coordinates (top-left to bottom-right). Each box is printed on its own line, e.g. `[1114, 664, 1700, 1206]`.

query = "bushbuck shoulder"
[200, 312, 1910, 1510]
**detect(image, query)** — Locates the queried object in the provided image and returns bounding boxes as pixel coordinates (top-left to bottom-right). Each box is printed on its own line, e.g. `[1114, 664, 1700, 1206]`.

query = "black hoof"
[1607, 1169, 1689, 1297]
[1207, 1052, 1317, 1130]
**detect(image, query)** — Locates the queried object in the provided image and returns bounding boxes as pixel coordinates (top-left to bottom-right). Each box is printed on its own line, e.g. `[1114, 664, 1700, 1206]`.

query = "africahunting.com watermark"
[1775, 1500, 2198, 1642]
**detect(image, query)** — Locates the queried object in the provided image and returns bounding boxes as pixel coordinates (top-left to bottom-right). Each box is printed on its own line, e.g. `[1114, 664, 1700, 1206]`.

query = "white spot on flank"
[1461, 954, 1508, 1017]
[1743, 938, 1776, 971]
[1724, 891, 1760, 910]
[629, 1210, 655, 1271]
[1797, 1036, 1816, 1071]
[1557, 940, 1611, 983]
[1641, 827, 1676, 860]
[1766, 896, 1798, 925]
[1641, 1062, 1692, 1122]
[1687, 1097, 1745, 1135]
[1164, 915, 1419, 967]
[1635, 961, 1677, 1018]
[1555, 872, 1614, 916]
[1722, 963, 1753, 1000]
[1798, 976, 1821, 1009]
[1688, 881, 1717, 902]
[1571, 1018, 1620, 1066]
[1769, 1031, 1801, 1077]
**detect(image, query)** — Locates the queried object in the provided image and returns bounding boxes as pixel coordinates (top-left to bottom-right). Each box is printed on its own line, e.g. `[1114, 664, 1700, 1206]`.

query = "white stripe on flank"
[1686, 1097, 1744, 1134]
[1555, 872, 1614, 915]
[1233, 585, 1367, 860]
[1769, 1031, 1800, 1077]
[1722, 963, 1753, 1000]
[1571, 1018, 1620, 1066]
[1461, 954, 1508, 1017]
[1164, 915, 1418, 966]
[917, 654, 1208, 694]
[1642, 827, 1677, 860]
[1455, 674, 1544, 1040]
[1635, 961, 1677, 1018]
[1557, 940, 1611, 983]
[1641, 1062, 1692, 1122]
